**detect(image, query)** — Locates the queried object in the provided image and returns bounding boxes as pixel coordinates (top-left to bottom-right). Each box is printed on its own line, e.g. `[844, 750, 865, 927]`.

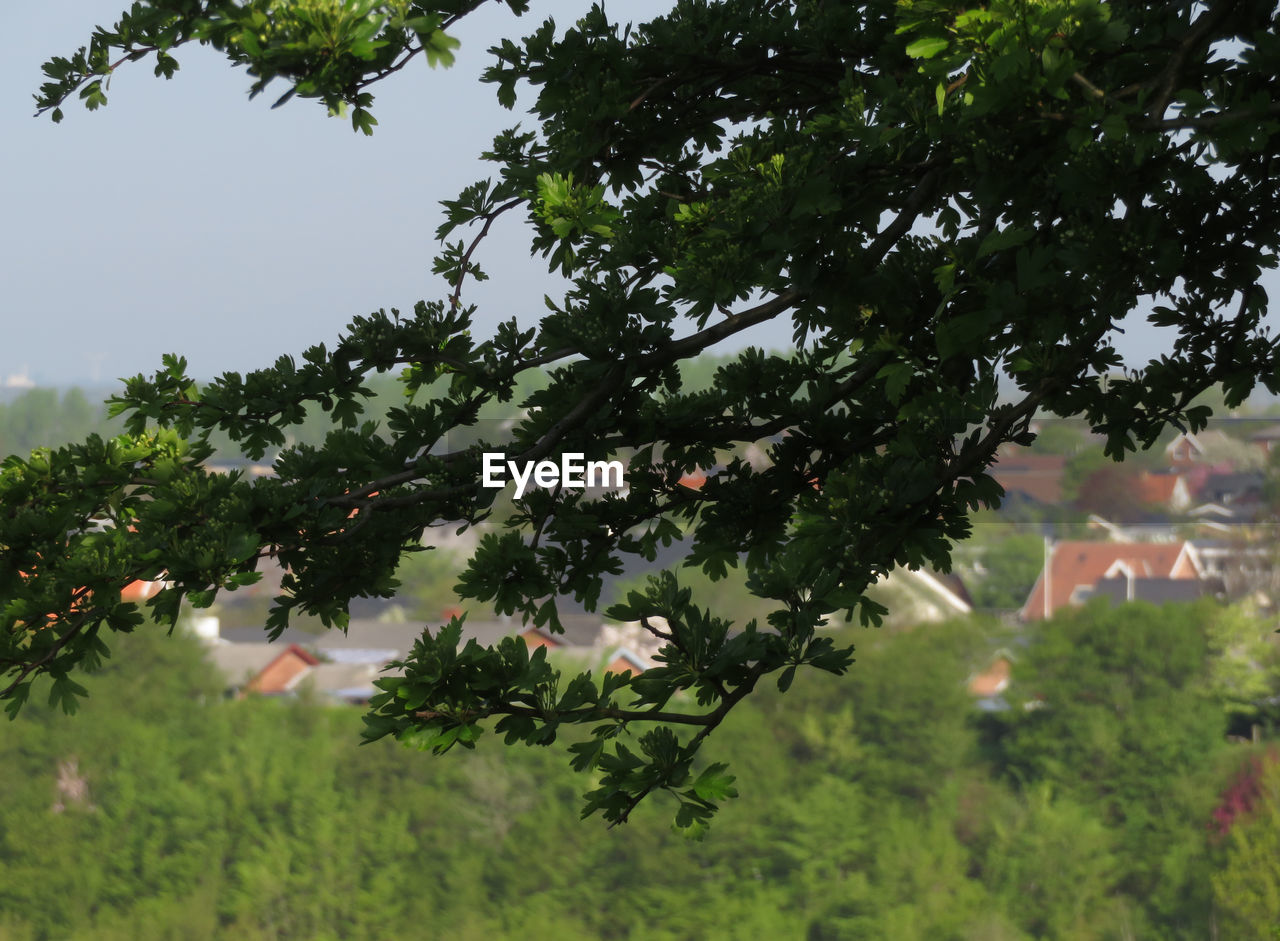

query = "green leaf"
[3, 682, 30, 720]
[875, 362, 913, 404]
[673, 800, 712, 839]
[976, 226, 1033, 259]
[692, 762, 739, 802]
[424, 29, 460, 69]
[905, 35, 949, 59]
[351, 107, 378, 136]
[1100, 113, 1128, 140]
[776, 664, 797, 692]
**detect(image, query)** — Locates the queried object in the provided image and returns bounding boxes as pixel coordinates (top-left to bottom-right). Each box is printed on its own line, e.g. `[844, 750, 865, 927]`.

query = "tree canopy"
[6, 0, 1280, 831]
[2, 604, 1267, 938]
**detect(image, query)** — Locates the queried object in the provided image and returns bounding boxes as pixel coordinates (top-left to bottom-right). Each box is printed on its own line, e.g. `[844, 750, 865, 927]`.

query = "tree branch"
[447, 197, 524, 312]
[1149, 101, 1280, 130]
[0, 603, 94, 700]
[1148, 0, 1240, 121]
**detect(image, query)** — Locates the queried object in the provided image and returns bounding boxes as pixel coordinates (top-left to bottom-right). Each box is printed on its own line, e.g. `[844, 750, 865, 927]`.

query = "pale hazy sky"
[3, 3, 1274, 388]
[4, 2, 593, 387]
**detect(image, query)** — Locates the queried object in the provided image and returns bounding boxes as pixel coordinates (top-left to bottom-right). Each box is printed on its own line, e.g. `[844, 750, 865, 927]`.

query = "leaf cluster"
[12, 0, 1280, 828]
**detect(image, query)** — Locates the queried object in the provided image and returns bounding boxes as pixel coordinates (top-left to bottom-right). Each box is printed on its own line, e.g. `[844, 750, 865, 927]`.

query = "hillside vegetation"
[2, 601, 1278, 939]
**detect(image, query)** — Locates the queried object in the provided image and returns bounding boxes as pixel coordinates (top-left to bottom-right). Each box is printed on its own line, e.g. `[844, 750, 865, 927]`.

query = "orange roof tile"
[246, 644, 321, 694]
[1132, 473, 1183, 506]
[968, 658, 1010, 698]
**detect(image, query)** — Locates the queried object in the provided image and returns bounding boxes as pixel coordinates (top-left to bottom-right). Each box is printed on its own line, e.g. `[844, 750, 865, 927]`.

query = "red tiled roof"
[520, 626, 557, 649]
[1132, 473, 1182, 506]
[1021, 540, 1200, 621]
[247, 644, 321, 694]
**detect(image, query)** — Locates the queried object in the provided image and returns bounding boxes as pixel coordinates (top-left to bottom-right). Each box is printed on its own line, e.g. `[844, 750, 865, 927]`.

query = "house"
[208, 614, 622, 703]
[1249, 424, 1280, 455]
[602, 618, 671, 661]
[1194, 540, 1272, 579]
[1165, 430, 1233, 466]
[906, 569, 973, 617]
[310, 620, 427, 665]
[604, 647, 652, 676]
[989, 447, 1067, 505]
[302, 618, 582, 665]
[221, 614, 612, 664]
[1195, 471, 1265, 508]
[1185, 472, 1267, 530]
[1082, 575, 1223, 606]
[299, 662, 385, 703]
[517, 614, 609, 650]
[1187, 503, 1243, 534]
[869, 567, 974, 624]
[207, 642, 320, 695]
[1020, 540, 1204, 621]
[1132, 472, 1192, 512]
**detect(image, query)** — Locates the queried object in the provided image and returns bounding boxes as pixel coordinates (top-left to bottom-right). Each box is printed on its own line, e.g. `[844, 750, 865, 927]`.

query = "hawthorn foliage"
[6, 0, 1280, 831]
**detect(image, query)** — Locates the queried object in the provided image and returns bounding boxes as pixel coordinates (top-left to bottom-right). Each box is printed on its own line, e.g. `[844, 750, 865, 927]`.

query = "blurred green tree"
[997, 600, 1228, 930]
[1213, 755, 1280, 938]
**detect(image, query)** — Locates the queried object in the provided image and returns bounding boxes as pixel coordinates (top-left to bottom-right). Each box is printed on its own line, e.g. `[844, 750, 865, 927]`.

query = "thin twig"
[448, 198, 524, 312]
[1070, 71, 1106, 99]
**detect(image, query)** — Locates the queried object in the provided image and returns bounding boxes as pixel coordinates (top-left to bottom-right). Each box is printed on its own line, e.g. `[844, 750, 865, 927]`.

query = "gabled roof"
[1020, 540, 1202, 621]
[908, 569, 973, 615]
[206, 643, 281, 684]
[605, 647, 652, 676]
[520, 614, 608, 648]
[1165, 430, 1232, 461]
[206, 642, 319, 693]
[1132, 472, 1188, 507]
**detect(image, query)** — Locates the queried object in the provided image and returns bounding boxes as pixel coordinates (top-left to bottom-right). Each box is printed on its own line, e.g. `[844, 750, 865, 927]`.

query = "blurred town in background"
[6, 368, 1280, 937]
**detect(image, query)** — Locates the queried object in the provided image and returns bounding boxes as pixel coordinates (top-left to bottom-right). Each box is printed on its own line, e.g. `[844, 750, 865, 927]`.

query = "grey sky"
[5, 2, 580, 387]
[3, 2, 1275, 389]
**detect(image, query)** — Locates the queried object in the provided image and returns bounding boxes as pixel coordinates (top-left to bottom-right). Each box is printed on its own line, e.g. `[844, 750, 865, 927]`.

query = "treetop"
[9, 0, 1280, 832]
